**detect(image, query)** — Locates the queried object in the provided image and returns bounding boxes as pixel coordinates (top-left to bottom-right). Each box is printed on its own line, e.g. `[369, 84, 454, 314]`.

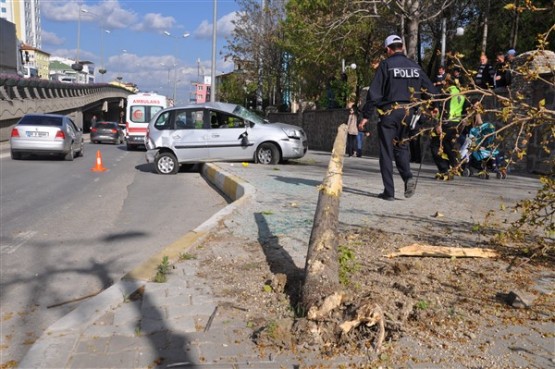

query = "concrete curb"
[18, 162, 256, 369]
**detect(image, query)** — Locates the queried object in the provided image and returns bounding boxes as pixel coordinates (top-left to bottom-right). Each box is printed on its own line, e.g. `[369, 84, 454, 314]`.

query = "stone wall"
[511, 50, 555, 174]
[268, 109, 428, 160]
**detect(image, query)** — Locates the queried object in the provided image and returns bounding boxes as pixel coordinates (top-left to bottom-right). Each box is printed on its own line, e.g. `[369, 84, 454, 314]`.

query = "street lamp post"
[440, 18, 464, 66]
[341, 59, 357, 107]
[160, 63, 171, 91]
[210, 0, 217, 102]
[98, 29, 110, 76]
[163, 31, 190, 104]
[71, 4, 83, 73]
[81, 8, 110, 80]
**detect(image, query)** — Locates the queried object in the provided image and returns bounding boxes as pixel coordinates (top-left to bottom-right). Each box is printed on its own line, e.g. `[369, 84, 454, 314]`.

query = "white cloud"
[41, 0, 138, 31]
[195, 11, 239, 39]
[41, 2, 80, 21]
[49, 48, 97, 62]
[133, 13, 176, 32]
[41, 31, 64, 46]
[95, 2, 138, 30]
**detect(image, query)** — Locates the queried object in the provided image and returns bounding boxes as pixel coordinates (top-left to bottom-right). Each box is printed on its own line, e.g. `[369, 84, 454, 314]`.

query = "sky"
[41, 0, 242, 104]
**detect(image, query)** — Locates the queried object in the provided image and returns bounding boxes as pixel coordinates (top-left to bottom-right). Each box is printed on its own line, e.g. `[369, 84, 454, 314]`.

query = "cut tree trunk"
[301, 124, 347, 316]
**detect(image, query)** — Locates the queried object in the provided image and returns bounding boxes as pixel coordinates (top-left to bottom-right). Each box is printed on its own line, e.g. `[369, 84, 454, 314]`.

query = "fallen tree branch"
[386, 243, 498, 258]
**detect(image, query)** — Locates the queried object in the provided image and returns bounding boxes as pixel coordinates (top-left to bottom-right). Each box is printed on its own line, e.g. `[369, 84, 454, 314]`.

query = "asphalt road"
[0, 142, 227, 364]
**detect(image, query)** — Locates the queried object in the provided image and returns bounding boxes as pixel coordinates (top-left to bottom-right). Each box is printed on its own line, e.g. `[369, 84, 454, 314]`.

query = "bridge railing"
[0, 74, 131, 101]
[0, 74, 132, 141]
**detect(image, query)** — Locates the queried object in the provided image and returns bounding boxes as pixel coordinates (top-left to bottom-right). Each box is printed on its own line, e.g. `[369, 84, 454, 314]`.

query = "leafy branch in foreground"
[496, 174, 555, 257]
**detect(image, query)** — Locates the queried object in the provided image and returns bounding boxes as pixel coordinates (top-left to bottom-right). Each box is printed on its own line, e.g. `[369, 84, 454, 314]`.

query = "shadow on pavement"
[255, 212, 304, 307]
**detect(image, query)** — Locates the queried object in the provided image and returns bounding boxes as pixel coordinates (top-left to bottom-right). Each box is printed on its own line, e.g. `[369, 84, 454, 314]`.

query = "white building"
[50, 56, 96, 84]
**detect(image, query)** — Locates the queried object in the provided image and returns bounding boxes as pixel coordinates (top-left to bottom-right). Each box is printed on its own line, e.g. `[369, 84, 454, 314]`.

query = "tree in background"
[225, 0, 553, 110]
[225, 0, 288, 112]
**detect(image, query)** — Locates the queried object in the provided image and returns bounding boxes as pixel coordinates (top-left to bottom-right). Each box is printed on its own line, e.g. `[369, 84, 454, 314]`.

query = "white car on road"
[145, 102, 308, 174]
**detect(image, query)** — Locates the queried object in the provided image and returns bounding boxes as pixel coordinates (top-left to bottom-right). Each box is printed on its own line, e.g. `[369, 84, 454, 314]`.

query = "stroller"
[460, 122, 507, 179]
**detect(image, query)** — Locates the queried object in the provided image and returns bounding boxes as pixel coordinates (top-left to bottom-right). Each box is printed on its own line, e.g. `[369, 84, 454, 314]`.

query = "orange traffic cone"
[91, 150, 108, 172]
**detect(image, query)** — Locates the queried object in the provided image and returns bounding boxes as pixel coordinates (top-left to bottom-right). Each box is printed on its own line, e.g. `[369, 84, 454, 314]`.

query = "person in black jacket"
[433, 65, 447, 89]
[359, 35, 437, 201]
[494, 51, 512, 89]
[474, 53, 494, 89]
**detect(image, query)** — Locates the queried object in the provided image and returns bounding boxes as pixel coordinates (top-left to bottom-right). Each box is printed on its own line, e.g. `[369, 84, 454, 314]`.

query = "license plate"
[26, 131, 48, 137]
[130, 136, 143, 142]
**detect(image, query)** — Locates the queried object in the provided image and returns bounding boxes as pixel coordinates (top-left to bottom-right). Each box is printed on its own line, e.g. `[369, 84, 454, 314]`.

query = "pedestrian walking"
[359, 35, 437, 201]
[356, 124, 370, 157]
[90, 114, 97, 128]
[346, 107, 359, 157]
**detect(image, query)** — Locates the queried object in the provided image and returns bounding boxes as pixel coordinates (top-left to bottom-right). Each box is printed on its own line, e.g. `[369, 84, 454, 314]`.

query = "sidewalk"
[18, 151, 553, 369]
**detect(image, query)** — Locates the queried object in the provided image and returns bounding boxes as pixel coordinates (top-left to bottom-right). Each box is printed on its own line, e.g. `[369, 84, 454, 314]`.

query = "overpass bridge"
[0, 77, 132, 141]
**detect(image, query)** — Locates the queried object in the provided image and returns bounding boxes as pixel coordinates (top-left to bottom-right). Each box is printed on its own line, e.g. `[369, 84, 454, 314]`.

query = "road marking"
[0, 231, 36, 254]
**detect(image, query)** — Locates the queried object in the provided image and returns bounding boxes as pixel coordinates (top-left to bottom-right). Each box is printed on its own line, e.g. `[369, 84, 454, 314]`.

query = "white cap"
[384, 35, 402, 48]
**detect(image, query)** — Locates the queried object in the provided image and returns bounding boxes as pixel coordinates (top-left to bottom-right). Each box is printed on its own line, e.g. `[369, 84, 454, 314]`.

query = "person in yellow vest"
[430, 74, 470, 180]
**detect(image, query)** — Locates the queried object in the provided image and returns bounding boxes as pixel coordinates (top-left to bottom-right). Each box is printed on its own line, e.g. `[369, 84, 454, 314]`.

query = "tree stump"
[302, 123, 347, 318]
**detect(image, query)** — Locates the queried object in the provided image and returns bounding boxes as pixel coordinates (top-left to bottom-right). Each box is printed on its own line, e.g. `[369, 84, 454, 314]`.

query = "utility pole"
[210, 0, 217, 102]
[256, 0, 265, 112]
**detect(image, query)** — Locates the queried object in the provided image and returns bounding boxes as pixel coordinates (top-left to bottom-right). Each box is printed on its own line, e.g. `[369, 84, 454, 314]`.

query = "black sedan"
[90, 121, 125, 144]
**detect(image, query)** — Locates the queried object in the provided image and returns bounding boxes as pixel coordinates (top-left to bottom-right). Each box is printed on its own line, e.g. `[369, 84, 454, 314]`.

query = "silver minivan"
[145, 102, 308, 174]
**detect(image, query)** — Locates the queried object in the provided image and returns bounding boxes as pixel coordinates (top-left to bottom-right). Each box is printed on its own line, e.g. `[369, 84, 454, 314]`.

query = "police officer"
[359, 35, 437, 201]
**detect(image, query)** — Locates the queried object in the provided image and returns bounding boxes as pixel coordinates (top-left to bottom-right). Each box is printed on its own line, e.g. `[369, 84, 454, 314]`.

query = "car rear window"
[18, 115, 63, 127]
[97, 122, 118, 128]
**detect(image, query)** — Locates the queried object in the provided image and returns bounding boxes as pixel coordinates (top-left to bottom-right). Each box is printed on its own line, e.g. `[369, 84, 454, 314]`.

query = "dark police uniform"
[362, 49, 436, 199]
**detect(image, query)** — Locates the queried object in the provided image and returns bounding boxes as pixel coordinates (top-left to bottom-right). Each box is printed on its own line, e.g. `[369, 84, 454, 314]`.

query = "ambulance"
[125, 92, 168, 150]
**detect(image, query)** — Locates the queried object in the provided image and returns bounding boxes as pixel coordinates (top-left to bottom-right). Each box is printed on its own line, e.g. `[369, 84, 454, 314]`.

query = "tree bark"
[302, 124, 347, 315]
[510, 0, 520, 49]
[405, 0, 420, 61]
[481, 0, 490, 54]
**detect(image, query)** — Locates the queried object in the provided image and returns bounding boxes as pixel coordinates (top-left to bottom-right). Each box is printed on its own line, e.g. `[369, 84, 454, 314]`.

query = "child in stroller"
[460, 122, 507, 179]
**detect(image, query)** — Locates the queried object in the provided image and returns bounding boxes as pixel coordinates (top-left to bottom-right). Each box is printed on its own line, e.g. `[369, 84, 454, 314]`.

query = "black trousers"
[377, 108, 413, 197]
[430, 122, 459, 173]
[409, 127, 422, 163]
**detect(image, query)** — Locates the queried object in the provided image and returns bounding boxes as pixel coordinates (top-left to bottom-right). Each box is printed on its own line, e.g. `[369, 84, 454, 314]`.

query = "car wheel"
[155, 152, 179, 175]
[11, 150, 21, 160]
[256, 142, 280, 165]
[64, 146, 75, 161]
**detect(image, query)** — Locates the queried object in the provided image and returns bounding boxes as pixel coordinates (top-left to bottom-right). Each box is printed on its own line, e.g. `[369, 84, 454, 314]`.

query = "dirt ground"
[193, 222, 554, 369]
